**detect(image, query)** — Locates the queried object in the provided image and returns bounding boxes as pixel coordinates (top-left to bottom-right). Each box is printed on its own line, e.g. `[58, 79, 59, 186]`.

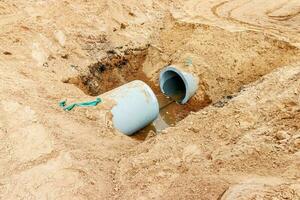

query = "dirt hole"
[64, 47, 206, 140]
[64, 23, 300, 140]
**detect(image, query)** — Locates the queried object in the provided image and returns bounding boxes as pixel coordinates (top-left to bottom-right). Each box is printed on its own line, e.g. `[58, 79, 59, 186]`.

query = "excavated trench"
[65, 47, 207, 140]
[64, 23, 300, 140]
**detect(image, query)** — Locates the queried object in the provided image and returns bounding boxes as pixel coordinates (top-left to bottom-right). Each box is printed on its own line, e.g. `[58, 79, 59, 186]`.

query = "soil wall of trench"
[65, 21, 300, 138]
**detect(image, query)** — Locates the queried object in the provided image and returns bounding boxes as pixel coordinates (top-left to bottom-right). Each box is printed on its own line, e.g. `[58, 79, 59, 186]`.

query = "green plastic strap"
[59, 98, 102, 111]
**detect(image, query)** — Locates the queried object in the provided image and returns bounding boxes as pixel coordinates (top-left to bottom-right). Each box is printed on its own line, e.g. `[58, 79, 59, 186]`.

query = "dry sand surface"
[0, 0, 300, 199]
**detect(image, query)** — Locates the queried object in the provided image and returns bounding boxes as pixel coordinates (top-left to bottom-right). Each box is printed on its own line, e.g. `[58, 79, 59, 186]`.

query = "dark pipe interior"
[162, 71, 186, 102]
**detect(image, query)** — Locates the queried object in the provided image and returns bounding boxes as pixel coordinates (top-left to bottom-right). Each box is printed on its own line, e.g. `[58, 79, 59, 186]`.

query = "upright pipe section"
[100, 80, 159, 135]
[159, 66, 199, 104]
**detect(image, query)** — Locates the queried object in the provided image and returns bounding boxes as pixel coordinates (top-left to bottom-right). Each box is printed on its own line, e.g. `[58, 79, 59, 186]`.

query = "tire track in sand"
[209, 0, 300, 43]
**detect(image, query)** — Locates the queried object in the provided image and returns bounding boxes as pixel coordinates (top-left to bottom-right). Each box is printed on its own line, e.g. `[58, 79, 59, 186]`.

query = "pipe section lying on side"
[100, 80, 159, 135]
[159, 66, 199, 104]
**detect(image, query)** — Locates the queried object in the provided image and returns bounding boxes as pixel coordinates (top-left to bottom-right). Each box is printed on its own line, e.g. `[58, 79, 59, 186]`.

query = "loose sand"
[0, 0, 300, 199]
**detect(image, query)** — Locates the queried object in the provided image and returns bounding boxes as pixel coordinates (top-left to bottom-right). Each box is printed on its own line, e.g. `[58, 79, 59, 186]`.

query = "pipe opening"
[160, 70, 186, 103]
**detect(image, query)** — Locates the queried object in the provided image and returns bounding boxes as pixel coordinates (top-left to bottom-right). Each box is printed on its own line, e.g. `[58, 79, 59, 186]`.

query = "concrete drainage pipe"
[159, 66, 199, 104]
[100, 80, 159, 135]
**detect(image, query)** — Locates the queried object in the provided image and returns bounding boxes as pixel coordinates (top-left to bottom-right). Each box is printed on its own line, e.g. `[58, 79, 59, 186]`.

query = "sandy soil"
[0, 0, 300, 199]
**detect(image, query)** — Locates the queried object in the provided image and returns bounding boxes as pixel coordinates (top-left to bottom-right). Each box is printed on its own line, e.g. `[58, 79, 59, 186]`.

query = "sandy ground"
[0, 0, 300, 199]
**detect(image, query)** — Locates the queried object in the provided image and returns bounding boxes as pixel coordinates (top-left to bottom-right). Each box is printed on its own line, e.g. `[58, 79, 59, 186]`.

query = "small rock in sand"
[275, 131, 290, 141]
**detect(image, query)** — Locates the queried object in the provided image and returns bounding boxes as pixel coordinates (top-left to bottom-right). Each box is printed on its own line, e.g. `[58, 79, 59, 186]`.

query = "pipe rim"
[159, 66, 190, 104]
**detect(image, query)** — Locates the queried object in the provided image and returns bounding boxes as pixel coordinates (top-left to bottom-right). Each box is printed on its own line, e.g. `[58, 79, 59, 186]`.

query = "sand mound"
[0, 0, 299, 199]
